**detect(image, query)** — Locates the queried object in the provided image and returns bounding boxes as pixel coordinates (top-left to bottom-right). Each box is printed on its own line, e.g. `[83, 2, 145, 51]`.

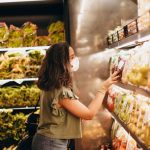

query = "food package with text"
[122, 42, 150, 90]
[107, 85, 150, 148]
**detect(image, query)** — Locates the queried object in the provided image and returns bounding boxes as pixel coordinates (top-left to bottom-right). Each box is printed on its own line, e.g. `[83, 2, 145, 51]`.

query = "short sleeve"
[59, 87, 79, 100]
[50, 87, 79, 116]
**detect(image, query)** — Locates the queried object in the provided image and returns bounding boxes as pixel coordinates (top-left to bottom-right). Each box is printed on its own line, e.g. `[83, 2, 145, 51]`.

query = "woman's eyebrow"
[70, 54, 75, 57]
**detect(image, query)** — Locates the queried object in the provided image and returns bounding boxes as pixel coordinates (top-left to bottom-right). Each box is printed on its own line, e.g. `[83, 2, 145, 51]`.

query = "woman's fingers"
[111, 70, 120, 77]
[111, 80, 118, 84]
[112, 75, 120, 81]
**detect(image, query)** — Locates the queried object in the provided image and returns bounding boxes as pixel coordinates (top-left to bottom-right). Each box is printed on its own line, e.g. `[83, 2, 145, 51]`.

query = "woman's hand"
[101, 71, 120, 91]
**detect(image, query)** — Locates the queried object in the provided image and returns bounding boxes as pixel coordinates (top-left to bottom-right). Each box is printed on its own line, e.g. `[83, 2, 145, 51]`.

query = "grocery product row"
[111, 120, 143, 150]
[0, 21, 65, 48]
[0, 49, 45, 80]
[0, 110, 27, 142]
[107, 11, 150, 45]
[110, 41, 150, 92]
[0, 109, 40, 150]
[0, 85, 40, 108]
[104, 84, 150, 149]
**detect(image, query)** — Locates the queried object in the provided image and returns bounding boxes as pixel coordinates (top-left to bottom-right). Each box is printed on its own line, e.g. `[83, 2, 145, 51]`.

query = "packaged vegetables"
[111, 121, 141, 150]
[138, 11, 150, 31]
[48, 21, 65, 44]
[8, 25, 23, 48]
[110, 42, 150, 90]
[0, 23, 9, 43]
[35, 36, 51, 46]
[0, 49, 45, 79]
[0, 85, 40, 108]
[0, 111, 27, 141]
[0, 23, 9, 48]
[122, 42, 150, 90]
[22, 22, 37, 47]
[107, 85, 150, 148]
[107, 11, 150, 45]
[0, 20, 65, 48]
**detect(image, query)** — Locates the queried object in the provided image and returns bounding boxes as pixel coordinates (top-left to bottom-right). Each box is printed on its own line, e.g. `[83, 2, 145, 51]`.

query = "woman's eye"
[70, 56, 74, 60]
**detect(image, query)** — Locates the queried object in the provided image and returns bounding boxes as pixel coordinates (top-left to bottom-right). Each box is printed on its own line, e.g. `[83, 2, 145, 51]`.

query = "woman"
[32, 42, 119, 150]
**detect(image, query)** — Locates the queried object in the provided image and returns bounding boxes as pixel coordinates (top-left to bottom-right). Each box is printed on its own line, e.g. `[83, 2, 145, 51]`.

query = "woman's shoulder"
[59, 86, 79, 100]
[41, 86, 79, 100]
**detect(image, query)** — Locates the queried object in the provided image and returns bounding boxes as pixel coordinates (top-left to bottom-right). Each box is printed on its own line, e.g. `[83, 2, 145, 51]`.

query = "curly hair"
[37, 42, 72, 91]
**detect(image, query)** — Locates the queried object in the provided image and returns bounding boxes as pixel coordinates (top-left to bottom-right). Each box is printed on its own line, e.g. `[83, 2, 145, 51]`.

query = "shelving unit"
[0, 106, 40, 111]
[103, 92, 149, 150]
[0, 46, 50, 52]
[0, 78, 38, 86]
[110, 111, 148, 150]
[0, 1, 68, 148]
[115, 82, 150, 98]
[105, 11, 150, 150]
[108, 29, 150, 49]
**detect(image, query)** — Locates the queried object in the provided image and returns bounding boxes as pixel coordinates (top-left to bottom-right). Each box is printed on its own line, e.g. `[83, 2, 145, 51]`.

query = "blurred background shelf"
[0, 78, 38, 86]
[115, 82, 150, 98]
[0, 106, 40, 111]
[109, 111, 148, 150]
[108, 29, 150, 49]
[103, 91, 150, 150]
[0, 46, 50, 52]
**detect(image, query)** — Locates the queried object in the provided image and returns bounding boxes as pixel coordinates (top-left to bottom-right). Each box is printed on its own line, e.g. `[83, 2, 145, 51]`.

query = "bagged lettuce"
[35, 36, 51, 46]
[9, 25, 23, 39]
[22, 22, 37, 37]
[23, 34, 36, 47]
[48, 21, 65, 44]
[48, 21, 64, 35]
[0, 22, 9, 42]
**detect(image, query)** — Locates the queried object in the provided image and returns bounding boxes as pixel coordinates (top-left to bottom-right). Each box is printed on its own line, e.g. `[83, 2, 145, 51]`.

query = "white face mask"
[70, 57, 79, 72]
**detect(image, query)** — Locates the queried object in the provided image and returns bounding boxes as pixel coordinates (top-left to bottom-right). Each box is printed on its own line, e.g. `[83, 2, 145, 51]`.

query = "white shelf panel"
[0, 78, 38, 85]
[0, 46, 50, 52]
[0, 107, 40, 112]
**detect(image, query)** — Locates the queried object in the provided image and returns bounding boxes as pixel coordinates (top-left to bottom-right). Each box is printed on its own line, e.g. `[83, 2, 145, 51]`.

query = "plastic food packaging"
[35, 36, 51, 46]
[127, 20, 138, 36]
[108, 85, 150, 148]
[138, 11, 150, 31]
[118, 28, 125, 41]
[110, 50, 132, 81]
[122, 42, 150, 90]
[0, 22, 9, 43]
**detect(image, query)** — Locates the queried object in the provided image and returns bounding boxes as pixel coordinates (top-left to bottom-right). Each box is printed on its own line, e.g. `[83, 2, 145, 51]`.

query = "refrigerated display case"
[104, 11, 150, 150]
[67, 0, 138, 150]
[0, 0, 68, 149]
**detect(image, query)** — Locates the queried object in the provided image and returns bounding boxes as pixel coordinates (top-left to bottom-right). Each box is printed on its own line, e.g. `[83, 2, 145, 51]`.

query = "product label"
[118, 60, 125, 70]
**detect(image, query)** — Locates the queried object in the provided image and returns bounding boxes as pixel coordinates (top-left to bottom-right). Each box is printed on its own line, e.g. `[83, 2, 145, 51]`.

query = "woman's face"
[68, 47, 79, 72]
[69, 47, 75, 69]
[68, 47, 75, 70]
[69, 46, 75, 62]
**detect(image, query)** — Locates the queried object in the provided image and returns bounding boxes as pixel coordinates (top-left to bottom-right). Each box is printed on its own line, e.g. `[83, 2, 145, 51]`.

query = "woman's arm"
[59, 71, 119, 120]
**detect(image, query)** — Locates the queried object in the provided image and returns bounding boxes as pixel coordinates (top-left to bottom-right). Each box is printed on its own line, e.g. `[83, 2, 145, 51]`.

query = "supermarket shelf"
[110, 111, 148, 150]
[103, 93, 149, 150]
[0, 78, 38, 86]
[0, 107, 40, 112]
[103, 96, 148, 150]
[0, 46, 50, 52]
[108, 29, 150, 49]
[115, 82, 150, 98]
